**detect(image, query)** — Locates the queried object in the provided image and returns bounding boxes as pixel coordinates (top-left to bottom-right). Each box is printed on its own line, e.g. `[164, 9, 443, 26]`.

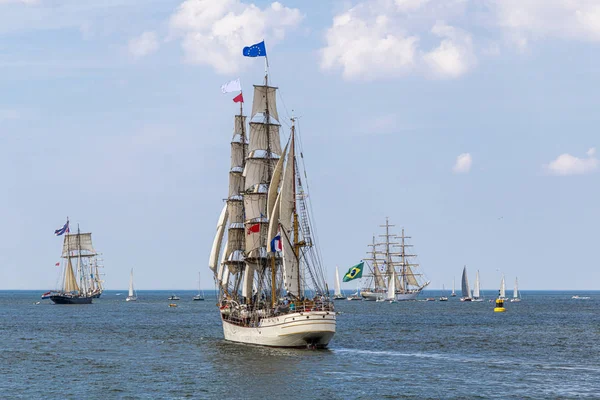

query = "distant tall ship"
[209, 53, 335, 348]
[49, 218, 99, 304]
[360, 218, 430, 301]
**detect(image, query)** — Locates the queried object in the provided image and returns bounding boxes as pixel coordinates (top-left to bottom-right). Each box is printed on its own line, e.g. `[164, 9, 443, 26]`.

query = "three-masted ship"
[50, 219, 100, 304]
[208, 70, 335, 348]
[360, 218, 430, 301]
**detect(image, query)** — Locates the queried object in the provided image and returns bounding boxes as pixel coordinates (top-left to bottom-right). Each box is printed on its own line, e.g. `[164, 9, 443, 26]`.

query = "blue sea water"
[0, 290, 599, 399]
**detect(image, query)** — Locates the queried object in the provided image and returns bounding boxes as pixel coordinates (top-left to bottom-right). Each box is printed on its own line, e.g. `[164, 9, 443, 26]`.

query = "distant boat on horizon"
[472, 270, 484, 302]
[126, 268, 137, 302]
[193, 271, 205, 301]
[510, 277, 521, 302]
[460, 266, 472, 302]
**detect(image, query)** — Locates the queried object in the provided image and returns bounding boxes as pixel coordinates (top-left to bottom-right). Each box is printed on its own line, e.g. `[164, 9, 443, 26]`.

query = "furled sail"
[63, 258, 80, 292]
[251, 85, 279, 122]
[61, 233, 95, 257]
[209, 204, 228, 273]
[461, 266, 471, 298]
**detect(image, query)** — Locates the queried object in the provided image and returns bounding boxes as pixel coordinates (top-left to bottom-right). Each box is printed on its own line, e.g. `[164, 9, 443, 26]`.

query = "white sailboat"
[126, 268, 137, 302]
[333, 266, 345, 300]
[360, 219, 430, 301]
[209, 65, 335, 348]
[499, 274, 507, 300]
[439, 284, 448, 301]
[193, 271, 205, 301]
[510, 277, 521, 302]
[386, 269, 397, 303]
[451, 277, 456, 297]
[472, 270, 483, 302]
[460, 265, 472, 302]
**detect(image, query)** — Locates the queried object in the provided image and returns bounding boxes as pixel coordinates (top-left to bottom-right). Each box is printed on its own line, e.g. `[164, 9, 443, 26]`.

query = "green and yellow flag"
[343, 261, 364, 282]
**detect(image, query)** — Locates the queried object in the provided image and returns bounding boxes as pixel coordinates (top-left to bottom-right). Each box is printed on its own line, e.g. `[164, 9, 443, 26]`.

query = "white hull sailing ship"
[360, 219, 429, 301]
[209, 69, 335, 348]
[50, 220, 99, 304]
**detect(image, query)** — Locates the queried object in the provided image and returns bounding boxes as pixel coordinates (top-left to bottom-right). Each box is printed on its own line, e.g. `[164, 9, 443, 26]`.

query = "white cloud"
[545, 148, 598, 176]
[168, 0, 302, 74]
[489, 0, 600, 48]
[453, 153, 472, 174]
[319, 0, 475, 81]
[0, 0, 38, 4]
[128, 31, 159, 58]
[422, 21, 475, 79]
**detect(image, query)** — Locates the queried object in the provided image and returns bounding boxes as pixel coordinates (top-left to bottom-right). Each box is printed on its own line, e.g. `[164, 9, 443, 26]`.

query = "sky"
[0, 0, 599, 291]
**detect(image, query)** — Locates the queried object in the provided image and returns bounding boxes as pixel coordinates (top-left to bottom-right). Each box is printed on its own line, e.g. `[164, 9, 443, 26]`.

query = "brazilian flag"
[343, 261, 364, 282]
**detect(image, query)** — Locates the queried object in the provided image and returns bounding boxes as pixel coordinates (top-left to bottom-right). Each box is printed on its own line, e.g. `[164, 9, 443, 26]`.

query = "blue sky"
[1, 0, 598, 291]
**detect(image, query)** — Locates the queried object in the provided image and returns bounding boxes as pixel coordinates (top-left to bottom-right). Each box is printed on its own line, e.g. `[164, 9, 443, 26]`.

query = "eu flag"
[243, 41, 267, 57]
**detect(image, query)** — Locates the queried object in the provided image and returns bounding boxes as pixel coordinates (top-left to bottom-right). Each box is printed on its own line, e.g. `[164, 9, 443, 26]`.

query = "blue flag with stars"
[243, 41, 267, 57]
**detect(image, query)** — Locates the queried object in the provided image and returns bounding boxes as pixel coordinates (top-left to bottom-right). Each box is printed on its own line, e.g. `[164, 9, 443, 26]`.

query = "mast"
[77, 224, 82, 294]
[291, 121, 301, 298]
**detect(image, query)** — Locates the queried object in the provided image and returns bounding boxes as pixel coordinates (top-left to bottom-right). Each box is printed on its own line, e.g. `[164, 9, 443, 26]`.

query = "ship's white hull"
[221, 310, 336, 348]
[361, 291, 420, 301]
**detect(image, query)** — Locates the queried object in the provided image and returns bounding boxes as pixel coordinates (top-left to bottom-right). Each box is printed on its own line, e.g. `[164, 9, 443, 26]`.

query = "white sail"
[248, 122, 282, 155]
[63, 258, 80, 292]
[500, 274, 506, 298]
[473, 270, 480, 298]
[372, 262, 386, 288]
[452, 277, 456, 295]
[61, 233, 95, 257]
[334, 266, 342, 297]
[251, 85, 279, 122]
[267, 143, 288, 219]
[405, 266, 419, 287]
[243, 192, 267, 222]
[387, 269, 396, 300]
[267, 194, 281, 254]
[243, 157, 277, 192]
[241, 262, 258, 300]
[234, 115, 246, 138]
[128, 269, 134, 297]
[209, 204, 228, 273]
[461, 266, 471, 298]
[513, 277, 519, 298]
[280, 133, 299, 297]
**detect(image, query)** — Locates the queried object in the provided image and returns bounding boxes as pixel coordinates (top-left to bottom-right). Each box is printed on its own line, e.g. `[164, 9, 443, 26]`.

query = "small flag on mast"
[247, 223, 260, 235]
[55, 262, 60, 266]
[233, 93, 244, 103]
[242, 41, 267, 57]
[221, 78, 242, 93]
[54, 219, 70, 236]
[270, 233, 282, 252]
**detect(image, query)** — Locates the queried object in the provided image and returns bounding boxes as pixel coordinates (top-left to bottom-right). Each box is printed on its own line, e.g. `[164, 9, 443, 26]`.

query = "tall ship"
[208, 65, 335, 348]
[50, 219, 99, 304]
[360, 218, 430, 301]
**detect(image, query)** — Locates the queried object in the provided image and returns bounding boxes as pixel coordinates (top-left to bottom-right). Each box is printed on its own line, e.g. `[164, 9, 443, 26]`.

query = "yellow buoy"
[494, 298, 506, 313]
[169, 303, 177, 308]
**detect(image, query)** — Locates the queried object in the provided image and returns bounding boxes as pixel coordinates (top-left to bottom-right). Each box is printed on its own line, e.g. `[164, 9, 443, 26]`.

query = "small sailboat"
[499, 274, 507, 300]
[460, 266, 472, 302]
[386, 269, 397, 303]
[193, 271, 205, 301]
[472, 270, 484, 302]
[510, 277, 521, 302]
[333, 266, 345, 300]
[126, 268, 137, 301]
[439, 284, 448, 301]
[347, 283, 362, 300]
[451, 277, 456, 297]
[168, 294, 180, 301]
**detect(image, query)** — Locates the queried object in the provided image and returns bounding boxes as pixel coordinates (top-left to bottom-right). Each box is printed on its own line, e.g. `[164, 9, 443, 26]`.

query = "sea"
[1, 290, 598, 399]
